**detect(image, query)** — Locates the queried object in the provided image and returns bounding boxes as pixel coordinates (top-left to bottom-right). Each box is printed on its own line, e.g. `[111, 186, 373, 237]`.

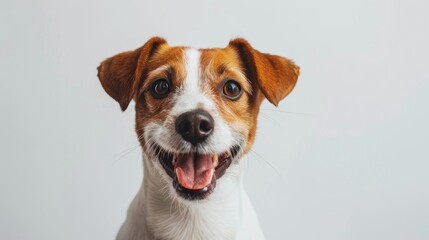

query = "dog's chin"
[151, 143, 241, 200]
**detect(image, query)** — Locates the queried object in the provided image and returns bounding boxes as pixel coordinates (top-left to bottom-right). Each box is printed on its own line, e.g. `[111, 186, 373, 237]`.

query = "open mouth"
[153, 144, 241, 200]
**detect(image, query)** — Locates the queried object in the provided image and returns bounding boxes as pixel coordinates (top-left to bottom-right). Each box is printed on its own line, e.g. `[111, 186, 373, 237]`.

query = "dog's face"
[97, 37, 299, 200]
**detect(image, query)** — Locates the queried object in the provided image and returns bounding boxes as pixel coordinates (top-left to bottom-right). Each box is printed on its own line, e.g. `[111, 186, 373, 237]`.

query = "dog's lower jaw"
[116, 153, 265, 240]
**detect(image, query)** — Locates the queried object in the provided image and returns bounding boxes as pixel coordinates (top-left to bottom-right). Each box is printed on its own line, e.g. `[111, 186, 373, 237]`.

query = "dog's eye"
[151, 78, 171, 99]
[222, 80, 242, 100]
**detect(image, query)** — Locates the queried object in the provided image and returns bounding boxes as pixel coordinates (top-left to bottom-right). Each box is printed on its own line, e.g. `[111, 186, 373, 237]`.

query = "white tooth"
[202, 187, 208, 192]
[212, 154, 219, 168]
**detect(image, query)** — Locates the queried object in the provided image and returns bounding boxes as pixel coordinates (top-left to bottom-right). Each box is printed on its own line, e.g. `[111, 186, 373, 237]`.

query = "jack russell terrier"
[97, 37, 299, 240]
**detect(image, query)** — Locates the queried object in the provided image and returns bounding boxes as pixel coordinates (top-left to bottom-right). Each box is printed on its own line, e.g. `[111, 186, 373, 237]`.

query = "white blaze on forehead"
[184, 48, 200, 93]
[172, 48, 213, 114]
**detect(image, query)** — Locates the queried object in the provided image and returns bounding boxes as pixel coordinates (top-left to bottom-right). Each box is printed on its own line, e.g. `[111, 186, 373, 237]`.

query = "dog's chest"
[146, 200, 241, 240]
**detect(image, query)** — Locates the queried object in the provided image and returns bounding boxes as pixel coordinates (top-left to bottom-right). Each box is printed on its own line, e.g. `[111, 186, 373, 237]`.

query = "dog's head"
[97, 37, 299, 200]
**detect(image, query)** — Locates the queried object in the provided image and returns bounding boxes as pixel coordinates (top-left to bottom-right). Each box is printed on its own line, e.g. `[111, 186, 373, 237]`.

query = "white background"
[1, 0, 428, 239]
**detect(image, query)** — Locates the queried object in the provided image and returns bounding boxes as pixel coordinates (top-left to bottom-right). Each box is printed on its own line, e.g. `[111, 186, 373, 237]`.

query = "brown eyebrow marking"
[217, 64, 227, 75]
[166, 66, 176, 81]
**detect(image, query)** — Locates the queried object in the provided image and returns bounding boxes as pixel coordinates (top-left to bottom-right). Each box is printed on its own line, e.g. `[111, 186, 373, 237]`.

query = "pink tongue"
[175, 154, 214, 190]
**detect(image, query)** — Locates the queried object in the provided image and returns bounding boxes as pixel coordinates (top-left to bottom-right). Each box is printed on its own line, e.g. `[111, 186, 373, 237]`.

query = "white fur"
[116, 48, 265, 240]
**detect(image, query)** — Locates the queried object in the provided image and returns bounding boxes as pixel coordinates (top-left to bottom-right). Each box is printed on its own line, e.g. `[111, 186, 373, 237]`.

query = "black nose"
[175, 110, 214, 145]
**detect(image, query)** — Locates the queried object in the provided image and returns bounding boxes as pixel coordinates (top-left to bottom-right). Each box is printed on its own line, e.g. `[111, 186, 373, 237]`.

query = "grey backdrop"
[1, 0, 428, 239]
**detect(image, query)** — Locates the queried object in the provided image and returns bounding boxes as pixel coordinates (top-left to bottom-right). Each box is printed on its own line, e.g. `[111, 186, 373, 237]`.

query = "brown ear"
[97, 37, 167, 111]
[228, 38, 300, 106]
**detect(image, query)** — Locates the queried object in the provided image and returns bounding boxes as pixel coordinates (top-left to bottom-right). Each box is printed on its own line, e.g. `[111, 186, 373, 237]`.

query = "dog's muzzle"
[151, 109, 240, 200]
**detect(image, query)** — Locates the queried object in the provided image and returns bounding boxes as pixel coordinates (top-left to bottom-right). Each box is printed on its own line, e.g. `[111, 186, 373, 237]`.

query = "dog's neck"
[126, 153, 245, 240]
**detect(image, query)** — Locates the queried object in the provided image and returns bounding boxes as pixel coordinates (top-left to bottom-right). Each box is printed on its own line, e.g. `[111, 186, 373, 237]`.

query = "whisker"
[248, 149, 282, 179]
[260, 108, 312, 116]
[110, 143, 141, 165]
[258, 112, 283, 129]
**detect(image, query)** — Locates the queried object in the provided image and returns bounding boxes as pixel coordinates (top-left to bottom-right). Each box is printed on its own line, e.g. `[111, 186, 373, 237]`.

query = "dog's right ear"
[97, 37, 167, 111]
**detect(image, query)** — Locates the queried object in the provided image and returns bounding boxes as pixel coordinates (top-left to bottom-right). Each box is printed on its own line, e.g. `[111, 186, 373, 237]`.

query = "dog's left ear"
[228, 38, 300, 106]
[97, 37, 167, 111]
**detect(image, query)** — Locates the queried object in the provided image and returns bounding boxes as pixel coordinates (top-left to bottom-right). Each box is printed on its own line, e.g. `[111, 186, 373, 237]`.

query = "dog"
[97, 37, 299, 240]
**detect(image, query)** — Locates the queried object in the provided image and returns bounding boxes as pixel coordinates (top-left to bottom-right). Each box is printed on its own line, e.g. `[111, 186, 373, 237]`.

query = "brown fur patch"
[134, 44, 189, 147]
[97, 37, 168, 111]
[228, 38, 300, 106]
[199, 47, 260, 153]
